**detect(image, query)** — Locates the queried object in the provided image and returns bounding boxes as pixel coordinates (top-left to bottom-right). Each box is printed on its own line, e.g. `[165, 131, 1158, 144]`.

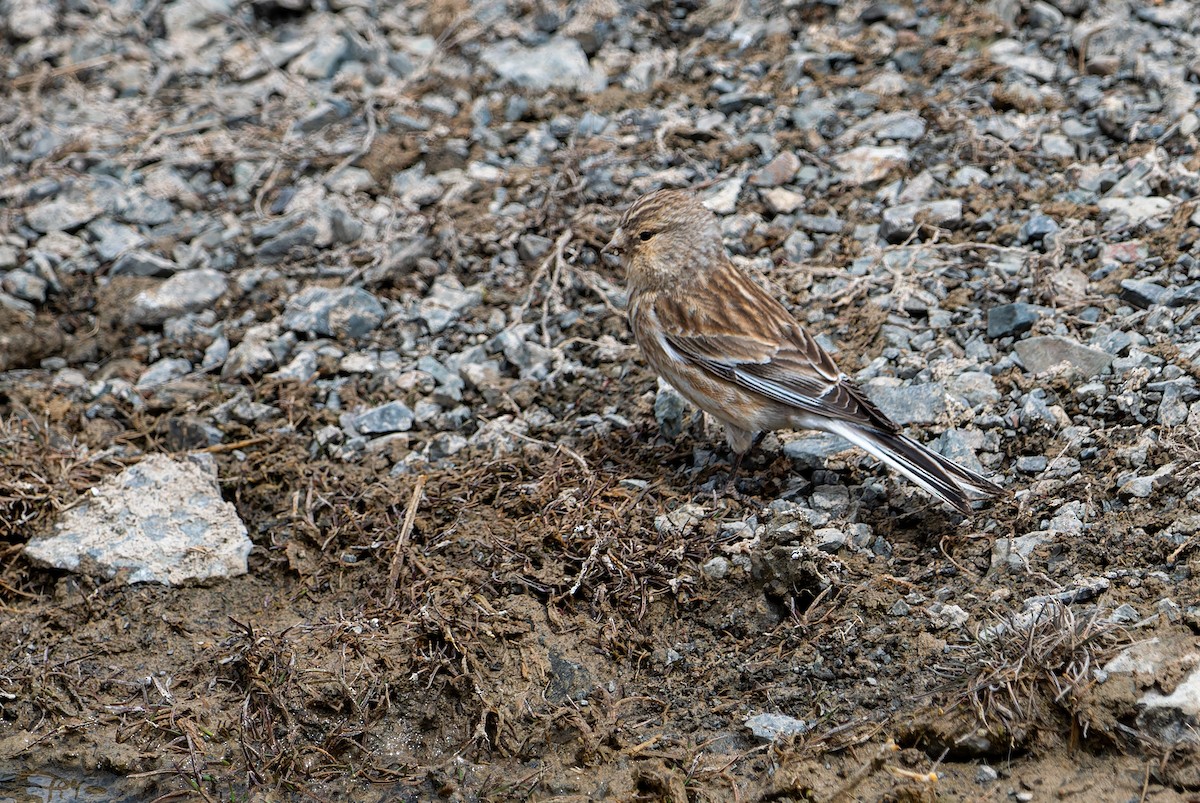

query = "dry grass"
[908, 600, 1133, 758]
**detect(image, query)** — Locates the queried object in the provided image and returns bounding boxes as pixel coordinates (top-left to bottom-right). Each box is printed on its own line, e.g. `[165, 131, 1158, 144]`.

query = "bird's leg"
[723, 427, 763, 497]
[729, 449, 747, 485]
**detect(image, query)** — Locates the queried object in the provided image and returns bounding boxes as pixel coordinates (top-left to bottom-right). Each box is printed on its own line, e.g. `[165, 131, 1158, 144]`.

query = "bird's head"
[603, 189, 724, 291]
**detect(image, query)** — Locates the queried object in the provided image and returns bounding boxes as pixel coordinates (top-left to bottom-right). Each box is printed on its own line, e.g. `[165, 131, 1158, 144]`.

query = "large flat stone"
[24, 454, 251, 585]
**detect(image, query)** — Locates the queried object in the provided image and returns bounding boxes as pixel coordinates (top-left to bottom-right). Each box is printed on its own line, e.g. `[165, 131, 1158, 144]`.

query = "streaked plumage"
[603, 188, 1004, 515]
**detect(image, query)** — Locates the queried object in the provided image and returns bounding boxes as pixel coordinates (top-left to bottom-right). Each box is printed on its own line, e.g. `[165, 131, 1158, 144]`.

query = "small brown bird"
[603, 188, 1004, 515]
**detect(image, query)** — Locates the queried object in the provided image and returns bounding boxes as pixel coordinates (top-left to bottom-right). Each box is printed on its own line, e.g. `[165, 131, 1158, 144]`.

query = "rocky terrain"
[2, 0, 1200, 799]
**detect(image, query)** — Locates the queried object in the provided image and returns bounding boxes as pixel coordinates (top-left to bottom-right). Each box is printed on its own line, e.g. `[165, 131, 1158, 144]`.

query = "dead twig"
[386, 475, 426, 608]
[504, 427, 593, 480]
[9, 53, 125, 89]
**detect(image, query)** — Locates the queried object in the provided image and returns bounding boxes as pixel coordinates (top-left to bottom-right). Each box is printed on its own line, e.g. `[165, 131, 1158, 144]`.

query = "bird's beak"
[602, 227, 627, 257]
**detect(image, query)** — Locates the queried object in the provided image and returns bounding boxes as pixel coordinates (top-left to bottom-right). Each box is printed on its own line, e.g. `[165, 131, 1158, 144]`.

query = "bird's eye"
[638, 230, 654, 242]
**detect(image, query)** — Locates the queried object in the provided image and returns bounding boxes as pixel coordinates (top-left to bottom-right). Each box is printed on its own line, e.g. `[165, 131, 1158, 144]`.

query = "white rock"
[480, 37, 602, 92]
[127, 269, 229, 326]
[834, 146, 910, 186]
[24, 455, 251, 585]
[1098, 196, 1172, 225]
[701, 176, 745, 215]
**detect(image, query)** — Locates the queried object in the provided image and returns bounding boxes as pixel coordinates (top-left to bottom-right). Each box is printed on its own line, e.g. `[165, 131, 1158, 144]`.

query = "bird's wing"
[652, 265, 899, 433]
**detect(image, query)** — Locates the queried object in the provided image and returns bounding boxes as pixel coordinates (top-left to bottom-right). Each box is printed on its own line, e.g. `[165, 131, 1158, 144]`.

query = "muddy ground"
[4, 0, 1200, 800]
[6, 371, 1197, 802]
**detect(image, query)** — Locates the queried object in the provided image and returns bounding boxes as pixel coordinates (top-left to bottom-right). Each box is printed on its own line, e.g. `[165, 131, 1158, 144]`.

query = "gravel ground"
[3, 0, 1200, 799]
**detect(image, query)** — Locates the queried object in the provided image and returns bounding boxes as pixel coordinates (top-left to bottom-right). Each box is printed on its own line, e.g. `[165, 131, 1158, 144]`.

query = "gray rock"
[428, 432, 468, 460]
[269, 350, 319, 382]
[1016, 455, 1048, 473]
[879, 199, 962, 243]
[1120, 463, 1175, 498]
[1159, 383, 1189, 427]
[480, 37, 599, 92]
[429, 373, 466, 407]
[1019, 391, 1060, 429]
[715, 91, 770, 114]
[783, 230, 814, 262]
[936, 429, 988, 475]
[783, 433, 849, 468]
[162, 0, 234, 36]
[201, 335, 229, 371]
[291, 31, 348, 79]
[987, 40, 1057, 82]
[350, 401, 415, 435]
[88, 219, 147, 261]
[361, 237, 435, 287]
[293, 100, 352, 133]
[654, 503, 706, 536]
[495, 329, 556, 380]
[136, 357, 192, 388]
[751, 152, 801, 187]
[1136, 2, 1194, 28]
[518, 233, 554, 262]
[326, 167, 376, 195]
[1110, 603, 1140, 624]
[127, 269, 229, 326]
[987, 302, 1045, 338]
[811, 484, 850, 516]
[26, 196, 102, 233]
[873, 111, 926, 141]
[110, 249, 180, 277]
[1091, 330, 1133, 356]
[951, 166, 988, 186]
[701, 556, 730, 580]
[927, 602, 970, 629]
[654, 379, 689, 440]
[546, 649, 593, 704]
[863, 380, 946, 425]
[329, 206, 364, 244]
[1019, 213, 1059, 243]
[23, 454, 251, 585]
[0, 291, 35, 317]
[976, 765, 1000, 784]
[1120, 279, 1170, 309]
[992, 531, 1054, 571]
[1040, 133, 1074, 158]
[114, 188, 175, 226]
[258, 224, 317, 265]
[744, 712, 810, 743]
[946, 371, 1001, 407]
[282, 286, 384, 339]
[1, 270, 48, 303]
[220, 322, 281, 378]
[1167, 284, 1200, 308]
[814, 527, 848, 553]
[418, 276, 482, 334]
[794, 213, 844, 234]
[1014, 336, 1113, 378]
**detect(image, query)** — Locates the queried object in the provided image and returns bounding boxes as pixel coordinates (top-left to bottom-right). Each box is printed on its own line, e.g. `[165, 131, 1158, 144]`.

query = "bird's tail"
[826, 422, 1005, 515]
